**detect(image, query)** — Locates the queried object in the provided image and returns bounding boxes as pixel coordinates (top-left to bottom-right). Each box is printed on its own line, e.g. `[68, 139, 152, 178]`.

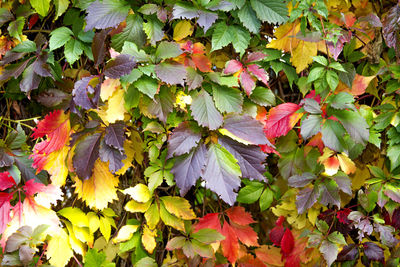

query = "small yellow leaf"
[64, 221, 86, 256]
[142, 225, 157, 254]
[124, 184, 151, 203]
[87, 212, 100, 234]
[115, 139, 135, 175]
[291, 40, 318, 73]
[99, 215, 111, 242]
[159, 201, 185, 231]
[101, 78, 121, 101]
[47, 229, 73, 267]
[144, 203, 160, 230]
[337, 153, 356, 174]
[267, 21, 300, 52]
[41, 145, 69, 186]
[72, 224, 92, 245]
[160, 196, 196, 220]
[73, 160, 119, 210]
[125, 199, 152, 213]
[113, 225, 139, 243]
[105, 89, 126, 123]
[173, 20, 194, 41]
[58, 207, 89, 228]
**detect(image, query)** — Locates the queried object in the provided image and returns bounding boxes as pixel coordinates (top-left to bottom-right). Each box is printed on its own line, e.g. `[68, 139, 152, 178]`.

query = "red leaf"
[192, 54, 212, 72]
[0, 172, 16, 191]
[226, 206, 255, 226]
[28, 14, 39, 30]
[276, 216, 285, 226]
[0, 192, 13, 234]
[337, 208, 351, 224]
[221, 220, 239, 264]
[231, 222, 259, 246]
[23, 179, 45, 197]
[247, 64, 268, 86]
[194, 213, 221, 232]
[264, 103, 302, 139]
[246, 52, 267, 63]
[285, 254, 300, 267]
[240, 70, 256, 96]
[224, 60, 243, 75]
[269, 225, 285, 246]
[280, 229, 294, 257]
[306, 132, 324, 153]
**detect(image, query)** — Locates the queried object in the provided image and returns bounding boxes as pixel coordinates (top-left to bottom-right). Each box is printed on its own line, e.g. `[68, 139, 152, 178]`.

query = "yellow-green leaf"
[99, 215, 112, 242]
[87, 212, 100, 234]
[113, 225, 139, 243]
[144, 203, 160, 230]
[58, 207, 89, 228]
[124, 184, 151, 203]
[46, 229, 73, 267]
[30, 0, 50, 17]
[173, 20, 194, 41]
[142, 225, 157, 254]
[125, 199, 152, 213]
[160, 196, 196, 220]
[159, 201, 185, 231]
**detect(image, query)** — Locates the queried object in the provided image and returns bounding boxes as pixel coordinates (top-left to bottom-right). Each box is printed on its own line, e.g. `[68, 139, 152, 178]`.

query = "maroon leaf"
[84, 0, 130, 31]
[92, 29, 111, 66]
[269, 224, 284, 246]
[222, 114, 269, 145]
[155, 62, 187, 86]
[20, 64, 41, 94]
[363, 242, 384, 263]
[72, 132, 102, 180]
[72, 76, 99, 110]
[337, 244, 359, 262]
[0, 58, 31, 81]
[36, 89, 70, 108]
[167, 122, 201, 158]
[171, 143, 206, 196]
[104, 54, 136, 78]
[280, 228, 294, 257]
[104, 122, 126, 151]
[288, 173, 317, 188]
[33, 52, 52, 77]
[296, 187, 318, 214]
[146, 86, 174, 123]
[383, 4, 400, 58]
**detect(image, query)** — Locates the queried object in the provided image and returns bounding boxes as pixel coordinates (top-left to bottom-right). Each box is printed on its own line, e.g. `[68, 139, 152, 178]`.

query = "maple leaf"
[73, 160, 119, 210]
[263, 103, 302, 139]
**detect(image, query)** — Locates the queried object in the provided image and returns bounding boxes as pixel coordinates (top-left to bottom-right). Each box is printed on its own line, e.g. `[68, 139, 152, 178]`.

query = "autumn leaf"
[351, 74, 375, 96]
[46, 229, 73, 267]
[263, 103, 302, 139]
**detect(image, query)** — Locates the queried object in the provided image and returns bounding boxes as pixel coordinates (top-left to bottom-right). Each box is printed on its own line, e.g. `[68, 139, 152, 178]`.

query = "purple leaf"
[337, 244, 359, 262]
[239, 70, 255, 96]
[104, 121, 126, 151]
[146, 86, 174, 123]
[171, 143, 206, 196]
[363, 242, 384, 263]
[172, 4, 198, 20]
[19, 245, 35, 265]
[333, 174, 352, 195]
[319, 179, 341, 208]
[33, 52, 52, 77]
[327, 31, 352, 61]
[296, 187, 318, 214]
[0, 148, 14, 167]
[155, 62, 187, 86]
[359, 14, 382, 28]
[374, 223, 399, 248]
[36, 89, 70, 108]
[247, 64, 268, 85]
[73, 132, 102, 180]
[219, 136, 265, 181]
[203, 143, 241, 205]
[167, 122, 201, 158]
[0, 58, 31, 81]
[92, 29, 111, 66]
[288, 173, 316, 188]
[197, 11, 218, 33]
[383, 5, 400, 57]
[84, 0, 130, 31]
[72, 76, 99, 110]
[190, 89, 223, 130]
[186, 67, 203, 91]
[20, 64, 41, 94]
[104, 54, 136, 78]
[222, 114, 269, 145]
[99, 140, 126, 173]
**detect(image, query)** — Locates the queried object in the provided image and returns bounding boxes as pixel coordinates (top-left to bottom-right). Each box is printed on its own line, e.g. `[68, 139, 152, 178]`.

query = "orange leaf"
[255, 245, 284, 266]
[351, 74, 375, 96]
[323, 156, 340, 176]
[194, 213, 221, 232]
[226, 206, 255, 226]
[221, 220, 239, 264]
[192, 54, 212, 72]
[230, 222, 258, 247]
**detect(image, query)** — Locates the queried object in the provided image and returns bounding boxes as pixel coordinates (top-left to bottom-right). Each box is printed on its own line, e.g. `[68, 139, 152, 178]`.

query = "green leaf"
[321, 119, 346, 152]
[329, 62, 346, 72]
[307, 67, 325, 83]
[328, 231, 346, 245]
[155, 41, 183, 61]
[333, 109, 369, 145]
[313, 56, 328, 66]
[190, 89, 223, 130]
[316, 220, 329, 233]
[250, 0, 288, 24]
[326, 70, 339, 90]
[250, 86, 275, 106]
[192, 229, 225, 244]
[260, 188, 274, 211]
[7, 17, 24, 41]
[387, 145, 400, 171]
[30, 0, 50, 17]
[84, 0, 130, 31]
[300, 115, 322, 139]
[64, 38, 84, 64]
[54, 0, 70, 20]
[143, 18, 164, 45]
[12, 40, 36, 53]
[211, 23, 232, 51]
[49, 26, 73, 51]
[237, 181, 264, 204]
[212, 84, 243, 113]
[84, 249, 115, 267]
[358, 190, 377, 213]
[121, 41, 149, 62]
[228, 25, 250, 56]
[237, 3, 261, 34]
[133, 75, 158, 99]
[112, 14, 146, 51]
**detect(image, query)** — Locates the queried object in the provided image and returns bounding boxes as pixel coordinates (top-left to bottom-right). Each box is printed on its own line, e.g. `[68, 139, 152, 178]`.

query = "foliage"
[0, 0, 400, 266]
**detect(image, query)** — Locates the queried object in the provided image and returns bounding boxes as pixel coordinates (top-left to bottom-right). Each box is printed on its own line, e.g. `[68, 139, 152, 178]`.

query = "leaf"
[72, 76, 98, 110]
[144, 203, 160, 229]
[363, 242, 384, 263]
[19, 64, 41, 93]
[212, 84, 243, 113]
[85, 248, 115, 267]
[7, 17, 24, 41]
[195, 213, 221, 232]
[30, 0, 50, 17]
[326, 70, 339, 91]
[197, 10, 218, 32]
[264, 103, 302, 139]
[238, 3, 261, 33]
[46, 229, 73, 267]
[159, 201, 184, 231]
[351, 74, 375, 96]
[266, 21, 300, 52]
[166, 236, 186, 250]
[192, 228, 225, 244]
[112, 225, 139, 243]
[291, 41, 318, 73]
[104, 54, 136, 79]
[226, 206, 255, 225]
[54, 0, 69, 20]
[221, 221, 239, 264]
[255, 245, 285, 266]
[104, 122, 125, 151]
[334, 109, 369, 145]
[155, 62, 186, 86]
[337, 244, 359, 261]
[106, 88, 127, 123]
[92, 29, 110, 66]
[133, 75, 158, 99]
[173, 20, 193, 41]
[320, 240, 338, 266]
[124, 184, 151, 203]
[171, 143, 207, 196]
[74, 160, 119, 210]
[58, 207, 88, 228]
[239, 70, 256, 95]
[250, 86, 275, 106]
[229, 26, 250, 55]
[260, 188, 274, 211]
[186, 67, 203, 90]
[250, 0, 287, 24]
[319, 179, 341, 208]
[49, 27, 73, 51]
[280, 228, 294, 256]
[219, 136, 266, 181]
[288, 173, 317, 188]
[387, 145, 400, 171]
[382, 5, 400, 58]
[296, 187, 318, 214]
[160, 196, 196, 220]
[237, 181, 264, 204]
[146, 86, 174, 123]
[167, 122, 201, 158]
[155, 41, 182, 60]
[84, 0, 130, 31]
[64, 38, 84, 64]
[221, 114, 269, 145]
[73, 133, 102, 180]
[203, 144, 241, 205]
[143, 18, 164, 45]
[300, 115, 322, 139]
[211, 23, 232, 51]
[111, 14, 146, 51]
[190, 89, 223, 130]
[321, 119, 346, 152]
[0, 172, 16, 191]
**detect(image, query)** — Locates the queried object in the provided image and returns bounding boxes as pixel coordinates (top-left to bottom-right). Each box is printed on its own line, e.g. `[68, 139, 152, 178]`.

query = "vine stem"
[319, 15, 331, 64]
[73, 255, 83, 267]
[35, 243, 47, 267]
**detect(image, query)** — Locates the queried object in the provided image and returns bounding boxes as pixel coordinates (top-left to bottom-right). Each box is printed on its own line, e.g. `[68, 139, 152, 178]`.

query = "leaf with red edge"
[281, 228, 294, 257]
[264, 103, 302, 139]
[0, 172, 16, 190]
[23, 179, 45, 197]
[224, 60, 243, 75]
[226, 206, 255, 226]
[0, 192, 13, 234]
[221, 220, 239, 264]
[239, 70, 255, 96]
[194, 213, 221, 232]
[247, 64, 268, 85]
[246, 52, 267, 63]
[231, 222, 258, 246]
[192, 54, 211, 72]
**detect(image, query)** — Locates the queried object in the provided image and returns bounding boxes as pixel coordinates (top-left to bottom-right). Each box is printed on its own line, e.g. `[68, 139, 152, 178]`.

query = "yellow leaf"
[113, 225, 139, 243]
[105, 89, 126, 123]
[159, 201, 185, 231]
[34, 183, 63, 209]
[64, 221, 86, 255]
[115, 139, 135, 175]
[144, 203, 160, 230]
[99, 215, 112, 242]
[142, 225, 157, 254]
[351, 166, 370, 190]
[291, 40, 318, 73]
[41, 145, 69, 186]
[173, 20, 194, 41]
[88, 212, 100, 234]
[337, 153, 356, 174]
[72, 224, 93, 246]
[47, 229, 73, 267]
[101, 78, 121, 101]
[267, 21, 300, 52]
[58, 207, 89, 228]
[73, 160, 119, 210]
[160, 196, 196, 220]
[124, 183, 151, 203]
[125, 199, 152, 213]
